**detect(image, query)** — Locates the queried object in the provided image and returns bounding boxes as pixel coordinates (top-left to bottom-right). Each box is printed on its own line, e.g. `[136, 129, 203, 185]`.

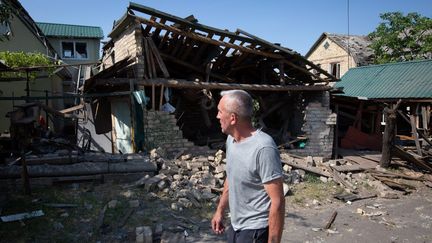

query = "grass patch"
[287, 174, 342, 206]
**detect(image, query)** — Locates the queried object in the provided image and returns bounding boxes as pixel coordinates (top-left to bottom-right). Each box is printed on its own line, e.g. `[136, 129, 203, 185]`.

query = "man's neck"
[232, 125, 256, 143]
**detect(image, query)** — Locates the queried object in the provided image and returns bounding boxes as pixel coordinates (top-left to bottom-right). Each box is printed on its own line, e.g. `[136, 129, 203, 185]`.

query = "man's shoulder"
[253, 130, 277, 147]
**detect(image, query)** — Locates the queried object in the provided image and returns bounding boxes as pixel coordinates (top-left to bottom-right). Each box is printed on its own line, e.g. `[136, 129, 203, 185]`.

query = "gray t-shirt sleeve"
[257, 147, 283, 184]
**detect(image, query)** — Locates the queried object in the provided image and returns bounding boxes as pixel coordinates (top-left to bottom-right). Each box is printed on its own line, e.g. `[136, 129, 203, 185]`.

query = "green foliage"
[0, 51, 54, 80]
[368, 12, 432, 64]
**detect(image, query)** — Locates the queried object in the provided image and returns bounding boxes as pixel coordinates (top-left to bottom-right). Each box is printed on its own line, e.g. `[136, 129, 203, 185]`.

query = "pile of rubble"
[126, 148, 227, 211]
[280, 151, 432, 201]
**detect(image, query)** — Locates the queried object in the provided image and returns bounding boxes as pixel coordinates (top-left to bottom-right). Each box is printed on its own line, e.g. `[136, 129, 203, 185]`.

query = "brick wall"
[291, 92, 336, 159]
[144, 110, 208, 156]
[102, 22, 145, 78]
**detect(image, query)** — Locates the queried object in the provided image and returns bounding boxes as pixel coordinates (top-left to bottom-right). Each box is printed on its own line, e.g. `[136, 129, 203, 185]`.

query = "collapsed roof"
[85, 2, 337, 92]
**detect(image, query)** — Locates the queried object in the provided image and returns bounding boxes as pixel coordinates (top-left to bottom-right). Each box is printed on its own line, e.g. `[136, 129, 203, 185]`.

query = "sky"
[19, 0, 432, 55]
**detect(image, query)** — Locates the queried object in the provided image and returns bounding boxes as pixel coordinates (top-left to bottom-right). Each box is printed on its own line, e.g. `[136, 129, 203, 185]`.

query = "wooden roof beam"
[128, 2, 259, 44]
[159, 53, 234, 83]
[132, 14, 282, 59]
[237, 28, 337, 81]
[134, 78, 332, 92]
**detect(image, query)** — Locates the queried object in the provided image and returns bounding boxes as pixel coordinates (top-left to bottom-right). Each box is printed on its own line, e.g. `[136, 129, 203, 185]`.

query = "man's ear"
[229, 113, 237, 125]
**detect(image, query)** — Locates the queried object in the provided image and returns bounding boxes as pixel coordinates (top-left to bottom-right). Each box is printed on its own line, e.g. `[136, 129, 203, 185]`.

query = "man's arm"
[211, 179, 229, 234]
[264, 177, 285, 243]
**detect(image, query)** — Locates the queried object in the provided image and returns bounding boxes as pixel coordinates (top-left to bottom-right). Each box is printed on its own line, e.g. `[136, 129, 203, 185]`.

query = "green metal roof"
[334, 59, 432, 100]
[36, 22, 103, 39]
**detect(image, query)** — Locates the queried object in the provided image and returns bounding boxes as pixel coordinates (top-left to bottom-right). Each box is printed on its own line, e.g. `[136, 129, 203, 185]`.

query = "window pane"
[75, 42, 87, 59]
[62, 42, 74, 58]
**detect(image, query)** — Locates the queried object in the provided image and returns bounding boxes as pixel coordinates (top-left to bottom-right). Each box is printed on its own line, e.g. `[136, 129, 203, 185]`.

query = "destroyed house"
[83, 2, 338, 157]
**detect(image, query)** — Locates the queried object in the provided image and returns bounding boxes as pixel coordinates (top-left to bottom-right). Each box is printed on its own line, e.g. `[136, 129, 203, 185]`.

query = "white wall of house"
[307, 36, 357, 79]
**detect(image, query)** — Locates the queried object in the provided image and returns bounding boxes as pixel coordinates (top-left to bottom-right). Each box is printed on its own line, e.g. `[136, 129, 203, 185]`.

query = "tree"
[368, 12, 432, 64]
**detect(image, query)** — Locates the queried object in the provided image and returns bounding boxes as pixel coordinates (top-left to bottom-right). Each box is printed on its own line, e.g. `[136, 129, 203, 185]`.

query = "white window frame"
[60, 41, 89, 60]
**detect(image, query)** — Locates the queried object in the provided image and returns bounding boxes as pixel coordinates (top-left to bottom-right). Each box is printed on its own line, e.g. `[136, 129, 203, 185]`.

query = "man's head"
[217, 90, 253, 135]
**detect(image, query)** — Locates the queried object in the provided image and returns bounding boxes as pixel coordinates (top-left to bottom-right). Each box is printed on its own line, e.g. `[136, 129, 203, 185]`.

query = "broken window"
[61, 41, 88, 59]
[330, 62, 340, 79]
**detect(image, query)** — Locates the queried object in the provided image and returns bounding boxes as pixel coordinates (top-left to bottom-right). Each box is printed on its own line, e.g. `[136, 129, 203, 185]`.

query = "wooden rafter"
[132, 14, 282, 59]
[99, 78, 332, 91]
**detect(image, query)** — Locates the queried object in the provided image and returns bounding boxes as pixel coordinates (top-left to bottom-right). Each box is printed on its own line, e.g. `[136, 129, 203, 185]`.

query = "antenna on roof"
[347, 0, 350, 69]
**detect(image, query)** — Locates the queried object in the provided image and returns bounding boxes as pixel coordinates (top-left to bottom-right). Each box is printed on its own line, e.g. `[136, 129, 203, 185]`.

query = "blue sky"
[19, 0, 431, 55]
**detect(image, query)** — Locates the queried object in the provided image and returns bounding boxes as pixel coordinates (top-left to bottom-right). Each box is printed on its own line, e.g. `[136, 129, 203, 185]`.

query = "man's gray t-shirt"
[226, 130, 283, 231]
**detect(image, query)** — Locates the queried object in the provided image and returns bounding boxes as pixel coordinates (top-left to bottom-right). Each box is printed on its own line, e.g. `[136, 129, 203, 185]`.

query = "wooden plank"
[236, 28, 337, 81]
[152, 18, 166, 37]
[142, 16, 156, 36]
[325, 165, 356, 191]
[280, 154, 331, 177]
[410, 115, 422, 156]
[213, 38, 236, 69]
[143, 38, 153, 79]
[129, 2, 258, 44]
[191, 32, 214, 64]
[397, 110, 432, 146]
[60, 104, 84, 114]
[179, 38, 196, 60]
[423, 106, 430, 130]
[393, 145, 432, 172]
[343, 155, 378, 167]
[330, 164, 375, 172]
[159, 85, 164, 110]
[136, 78, 332, 92]
[151, 84, 155, 110]
[147, 37, 170, 78]
[133, 15, 281, 59]
[149, 43, 157, 77]
[160, 53, 234, 83]
[171, 34, 188, 56]
[158, 30, 171, 49]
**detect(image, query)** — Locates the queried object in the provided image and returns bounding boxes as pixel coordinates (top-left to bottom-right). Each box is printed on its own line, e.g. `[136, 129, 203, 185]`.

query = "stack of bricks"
[144, 110, 202, 155]
[291, 101, 336, 159]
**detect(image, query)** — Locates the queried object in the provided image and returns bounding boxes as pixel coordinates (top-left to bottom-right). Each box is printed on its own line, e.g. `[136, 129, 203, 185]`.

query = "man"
[211, 90, 285, 243]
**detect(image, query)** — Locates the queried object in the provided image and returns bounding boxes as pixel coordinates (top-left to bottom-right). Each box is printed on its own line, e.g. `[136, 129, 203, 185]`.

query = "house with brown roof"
[306, 32, 374, 79]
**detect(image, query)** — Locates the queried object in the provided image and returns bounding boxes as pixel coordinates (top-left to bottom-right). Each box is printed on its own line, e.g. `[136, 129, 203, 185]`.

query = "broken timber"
[135, 78, 331, 91]
[280, 154, 331, 177]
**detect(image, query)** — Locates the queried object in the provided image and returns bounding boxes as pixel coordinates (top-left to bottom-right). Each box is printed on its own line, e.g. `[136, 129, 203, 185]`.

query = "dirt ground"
[1, 175, 431, 243]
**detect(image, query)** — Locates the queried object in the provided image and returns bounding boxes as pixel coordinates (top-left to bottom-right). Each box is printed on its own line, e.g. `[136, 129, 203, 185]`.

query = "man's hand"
[211, 211, 225, 234]
[264, 177, 285, 243]
[211, 179, 229, 234]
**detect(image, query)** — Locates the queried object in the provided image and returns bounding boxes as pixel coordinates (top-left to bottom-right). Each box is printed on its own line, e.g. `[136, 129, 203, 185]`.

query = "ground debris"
[0, 210, 44, 222]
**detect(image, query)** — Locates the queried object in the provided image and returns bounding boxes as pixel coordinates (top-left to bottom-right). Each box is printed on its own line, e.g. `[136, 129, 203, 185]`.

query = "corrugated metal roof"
[36, 22, 103, 39]
[334, 59, 432, 99]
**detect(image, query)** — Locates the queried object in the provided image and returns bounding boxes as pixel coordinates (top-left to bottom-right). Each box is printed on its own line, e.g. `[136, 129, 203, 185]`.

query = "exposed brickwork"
[144, 110, 208, 156]
[291, 92, 336, 159]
